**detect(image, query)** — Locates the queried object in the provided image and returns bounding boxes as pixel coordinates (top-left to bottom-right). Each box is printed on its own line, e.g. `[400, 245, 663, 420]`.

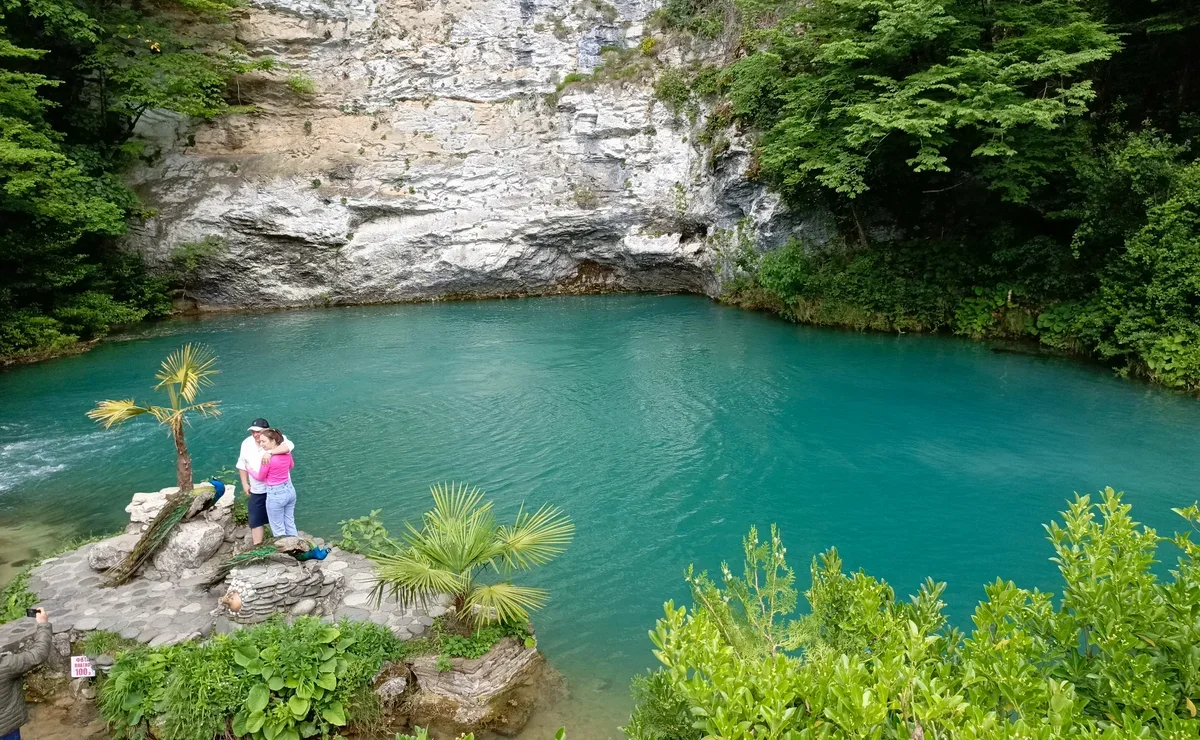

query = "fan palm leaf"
[155, 343, 218, 404]
[370, 482, 573, 631]
[371, 551, 466, 607]
[495, 504, 575, 571]
[466, 582, 550, 626]
[87, 400, 152, 428]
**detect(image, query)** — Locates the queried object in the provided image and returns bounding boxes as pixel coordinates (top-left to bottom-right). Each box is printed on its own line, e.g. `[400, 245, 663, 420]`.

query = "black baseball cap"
[248, 418, 270, 431]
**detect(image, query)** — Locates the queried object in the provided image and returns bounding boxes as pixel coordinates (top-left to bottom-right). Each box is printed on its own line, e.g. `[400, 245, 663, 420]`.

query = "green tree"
[371, 482, 575, 632]
[0, 0, 264, 362]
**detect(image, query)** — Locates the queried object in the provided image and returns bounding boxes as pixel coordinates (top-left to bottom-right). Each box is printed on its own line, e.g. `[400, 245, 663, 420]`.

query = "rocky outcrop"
[125, 0, 833, 307]
[86, 534, 139, 571]
[407, 637, 553, 735]
[152, 520, 226, 572]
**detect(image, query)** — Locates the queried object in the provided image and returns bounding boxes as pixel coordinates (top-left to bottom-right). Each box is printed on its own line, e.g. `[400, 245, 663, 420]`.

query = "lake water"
[3, 295, 1200, 737]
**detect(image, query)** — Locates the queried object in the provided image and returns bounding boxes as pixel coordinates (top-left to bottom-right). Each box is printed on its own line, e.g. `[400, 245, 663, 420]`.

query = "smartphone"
[25, 608, 38, 618]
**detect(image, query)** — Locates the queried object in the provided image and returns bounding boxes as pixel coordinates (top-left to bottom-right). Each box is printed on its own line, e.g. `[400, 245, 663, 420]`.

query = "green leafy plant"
[230, 622, 350, 740]
[98, 618, 411, 740]
[337, 510, 398, 555]
[627, 489, 1200, 739]
[99, 648, 170, 739]
[286, 73, 315, 96]
[370, 482, 574, 632]
[0, 570, 37, 624]
[166, 236, 225, 295]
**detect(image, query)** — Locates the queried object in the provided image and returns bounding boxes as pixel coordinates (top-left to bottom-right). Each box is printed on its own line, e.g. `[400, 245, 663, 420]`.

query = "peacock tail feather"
[104, 492, 201, 587]
[203, 543, 281, 587]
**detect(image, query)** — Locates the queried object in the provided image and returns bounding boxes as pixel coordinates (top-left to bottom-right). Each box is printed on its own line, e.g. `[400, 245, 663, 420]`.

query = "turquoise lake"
[3, 294, 1200, 736]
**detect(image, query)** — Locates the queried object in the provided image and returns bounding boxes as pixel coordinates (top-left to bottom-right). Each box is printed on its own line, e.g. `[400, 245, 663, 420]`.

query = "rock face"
[86, 534, 139, 571]
[124, 0, 832, 307]
[408, 637, 549, 735]
[152, 520, 226, 572]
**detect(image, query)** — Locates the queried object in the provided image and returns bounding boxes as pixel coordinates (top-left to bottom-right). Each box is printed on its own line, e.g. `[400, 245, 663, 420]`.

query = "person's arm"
[0, 618, 51, 678]
[247, 459, 271, 482]
[278, 436, 294, 455]
[236, 445, 254, 493]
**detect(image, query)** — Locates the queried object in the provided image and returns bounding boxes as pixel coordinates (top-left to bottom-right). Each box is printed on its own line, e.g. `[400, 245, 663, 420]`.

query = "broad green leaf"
[247, 683, 270, 713]
[232, 711, 248, 736]
[288, 696, 311, 718]
[321, 701, 347, 726]
[246, 711, 266, 734]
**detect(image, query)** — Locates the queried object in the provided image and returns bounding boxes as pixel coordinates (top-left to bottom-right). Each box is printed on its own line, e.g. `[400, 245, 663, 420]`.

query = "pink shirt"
[248, 452, 294, 486]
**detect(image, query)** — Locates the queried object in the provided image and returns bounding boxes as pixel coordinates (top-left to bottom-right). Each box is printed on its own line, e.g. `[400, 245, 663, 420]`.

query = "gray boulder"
[152, 520, 225, 572]
[88, 534, 141, 571]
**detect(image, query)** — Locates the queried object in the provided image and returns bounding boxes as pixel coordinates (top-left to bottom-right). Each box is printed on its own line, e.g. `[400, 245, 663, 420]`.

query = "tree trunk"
[173, 422, 194, 494]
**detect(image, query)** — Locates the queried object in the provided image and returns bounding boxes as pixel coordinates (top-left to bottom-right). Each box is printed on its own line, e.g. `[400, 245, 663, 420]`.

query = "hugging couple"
[236, 417, 299, 544]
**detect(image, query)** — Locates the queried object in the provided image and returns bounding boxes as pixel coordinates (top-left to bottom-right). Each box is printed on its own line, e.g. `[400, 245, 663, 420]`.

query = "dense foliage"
[0, 0, 266, 361]
[625, 490, 1200, 738]
[98, 617, 409, 740]
[655, 0, 1200, 388]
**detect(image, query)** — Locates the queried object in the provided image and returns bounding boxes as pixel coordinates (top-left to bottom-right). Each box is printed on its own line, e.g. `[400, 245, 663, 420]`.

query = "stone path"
[0, 539, 445, 652]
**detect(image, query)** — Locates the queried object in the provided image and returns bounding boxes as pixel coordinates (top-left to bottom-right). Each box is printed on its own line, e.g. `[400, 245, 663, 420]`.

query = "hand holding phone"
[25, 608, 38, 618]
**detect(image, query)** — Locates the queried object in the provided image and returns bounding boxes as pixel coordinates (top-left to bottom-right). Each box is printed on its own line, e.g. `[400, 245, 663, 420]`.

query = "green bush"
[337, 509, 397, 555]
[626, 490, 1200, 739]
[0, 570, 37, 625]
[652, 69, 691, 117]
[98, 618, 412, 740]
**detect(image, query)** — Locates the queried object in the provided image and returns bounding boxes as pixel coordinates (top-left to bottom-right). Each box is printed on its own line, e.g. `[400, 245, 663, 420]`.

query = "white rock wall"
[126, 0, 830, 307]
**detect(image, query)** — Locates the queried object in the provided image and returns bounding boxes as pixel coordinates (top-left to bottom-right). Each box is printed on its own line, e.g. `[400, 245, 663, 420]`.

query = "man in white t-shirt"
[236, 417, 295, 544]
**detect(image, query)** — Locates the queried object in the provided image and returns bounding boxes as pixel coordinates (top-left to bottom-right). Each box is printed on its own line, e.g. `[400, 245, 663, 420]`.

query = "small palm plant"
[87, 344, 222, 585]
[87, 343, 220, 495]
[371, 482, 574, 633]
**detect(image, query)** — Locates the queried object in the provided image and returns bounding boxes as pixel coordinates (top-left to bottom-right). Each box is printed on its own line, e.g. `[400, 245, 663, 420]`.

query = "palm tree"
[87, 343, 220, 495]
[371, 482, 575, 633]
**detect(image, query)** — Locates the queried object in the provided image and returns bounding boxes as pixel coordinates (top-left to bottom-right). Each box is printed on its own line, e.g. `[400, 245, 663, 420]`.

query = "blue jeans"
[264, 480, 297, 537]
[2, 729, 20, 740]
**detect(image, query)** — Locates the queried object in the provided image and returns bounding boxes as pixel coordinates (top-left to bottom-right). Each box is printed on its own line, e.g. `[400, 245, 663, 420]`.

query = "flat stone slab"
[0, 540, 442, 653]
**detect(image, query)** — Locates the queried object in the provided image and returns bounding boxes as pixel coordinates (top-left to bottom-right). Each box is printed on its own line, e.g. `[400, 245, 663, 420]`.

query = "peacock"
[202, 536, 319, 587]
[104, 480, 226, 587]
[204, 542, 284, 587]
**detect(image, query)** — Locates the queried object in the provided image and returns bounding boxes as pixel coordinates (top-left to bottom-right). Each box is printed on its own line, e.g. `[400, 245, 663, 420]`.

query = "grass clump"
[80, 630, 140, 657]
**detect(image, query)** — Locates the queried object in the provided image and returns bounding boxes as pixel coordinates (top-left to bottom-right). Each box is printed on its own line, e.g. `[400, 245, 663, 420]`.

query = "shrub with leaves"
[626, 489, 1200, 739]
[338, 509, 398, 555]
[98, 618, 411, 740]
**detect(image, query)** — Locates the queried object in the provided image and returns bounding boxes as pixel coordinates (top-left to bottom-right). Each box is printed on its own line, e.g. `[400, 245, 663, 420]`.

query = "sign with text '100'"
[70, 655, 95, 678]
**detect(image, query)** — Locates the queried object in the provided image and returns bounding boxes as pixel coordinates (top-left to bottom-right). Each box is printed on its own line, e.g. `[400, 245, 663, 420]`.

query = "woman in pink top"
[248, 429, 298, 536]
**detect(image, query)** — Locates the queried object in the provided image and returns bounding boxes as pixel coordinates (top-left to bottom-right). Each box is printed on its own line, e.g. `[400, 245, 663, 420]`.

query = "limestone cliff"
[127, 0, 828, 307]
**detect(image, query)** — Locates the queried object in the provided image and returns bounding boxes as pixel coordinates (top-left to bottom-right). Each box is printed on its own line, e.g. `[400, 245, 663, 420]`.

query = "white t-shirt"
[236, 435, 294, 494]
